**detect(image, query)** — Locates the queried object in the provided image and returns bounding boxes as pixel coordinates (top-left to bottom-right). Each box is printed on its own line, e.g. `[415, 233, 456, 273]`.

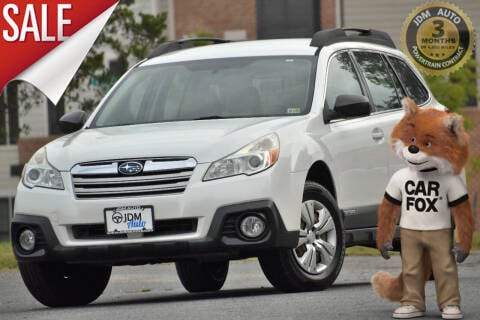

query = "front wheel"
[175, 260, 229, 293]
[259, 181, 345, 292]
[18, 261, 111, 307]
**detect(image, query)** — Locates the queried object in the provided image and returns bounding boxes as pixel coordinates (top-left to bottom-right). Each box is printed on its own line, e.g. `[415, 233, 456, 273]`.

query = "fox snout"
[408, 145, 419, 154]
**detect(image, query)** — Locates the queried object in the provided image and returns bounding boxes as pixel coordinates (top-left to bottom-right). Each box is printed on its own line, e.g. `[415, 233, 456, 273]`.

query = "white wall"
[19, 97, 48, 138]
[0, 146, 19, 197]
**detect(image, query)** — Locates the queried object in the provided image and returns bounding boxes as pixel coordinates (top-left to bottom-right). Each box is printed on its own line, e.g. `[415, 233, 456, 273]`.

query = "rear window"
[388, 56, 429, 105]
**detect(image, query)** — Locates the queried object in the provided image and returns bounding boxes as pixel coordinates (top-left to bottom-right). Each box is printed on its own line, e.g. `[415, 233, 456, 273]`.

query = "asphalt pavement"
[1, 254, 479, 320]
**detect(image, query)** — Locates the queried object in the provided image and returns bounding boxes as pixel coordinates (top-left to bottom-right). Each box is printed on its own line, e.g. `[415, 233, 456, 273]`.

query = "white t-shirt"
[385, 167, 468, 231]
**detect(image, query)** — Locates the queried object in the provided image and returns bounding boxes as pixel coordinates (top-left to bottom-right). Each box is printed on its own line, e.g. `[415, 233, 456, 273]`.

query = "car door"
[320, 50, 404, 229]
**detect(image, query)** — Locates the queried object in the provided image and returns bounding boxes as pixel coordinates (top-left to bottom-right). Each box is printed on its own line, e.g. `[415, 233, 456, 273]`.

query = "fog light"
[239, 215, 266, 239]
[19, 229, 35, 252]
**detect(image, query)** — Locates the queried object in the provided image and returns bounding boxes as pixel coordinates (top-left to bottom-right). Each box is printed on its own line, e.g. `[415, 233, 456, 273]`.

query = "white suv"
[12, 28, 441, 307]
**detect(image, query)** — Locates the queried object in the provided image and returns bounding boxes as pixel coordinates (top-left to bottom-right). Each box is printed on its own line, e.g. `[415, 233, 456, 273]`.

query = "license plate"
[104, 206, 154, 234]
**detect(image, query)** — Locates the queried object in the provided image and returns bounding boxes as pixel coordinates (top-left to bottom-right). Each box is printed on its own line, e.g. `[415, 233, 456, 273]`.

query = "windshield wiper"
[193, 115, 225, 120]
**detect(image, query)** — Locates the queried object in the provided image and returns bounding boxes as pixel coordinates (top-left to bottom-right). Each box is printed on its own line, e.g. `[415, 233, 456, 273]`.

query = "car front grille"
[71, 158, 196, 199]
[71, 218, 198, 240]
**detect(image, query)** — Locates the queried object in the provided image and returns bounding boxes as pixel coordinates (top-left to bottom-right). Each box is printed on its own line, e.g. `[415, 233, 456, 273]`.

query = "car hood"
[46, 117, 305, 171]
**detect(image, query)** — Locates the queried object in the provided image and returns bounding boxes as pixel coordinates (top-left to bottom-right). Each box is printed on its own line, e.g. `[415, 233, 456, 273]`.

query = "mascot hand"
[380, 241, 393, 260]
[452, 245, 469, 263]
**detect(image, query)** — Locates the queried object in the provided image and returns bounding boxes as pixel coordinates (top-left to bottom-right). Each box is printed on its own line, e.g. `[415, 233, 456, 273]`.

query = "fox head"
[391, 97, 469, 175]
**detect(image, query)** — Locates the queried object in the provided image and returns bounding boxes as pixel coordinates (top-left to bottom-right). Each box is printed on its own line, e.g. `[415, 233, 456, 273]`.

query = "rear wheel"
[18, 261, 111, 307]
[259, 181, 345, 291]
[175, 260, 229, 292]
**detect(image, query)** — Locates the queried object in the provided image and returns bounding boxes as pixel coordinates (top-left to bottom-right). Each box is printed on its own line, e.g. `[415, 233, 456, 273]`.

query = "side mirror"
[325, 94, 371, 122]
[59, 110, 86, 134]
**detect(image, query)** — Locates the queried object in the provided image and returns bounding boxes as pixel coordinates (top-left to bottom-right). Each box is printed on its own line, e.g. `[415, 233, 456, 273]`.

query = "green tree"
[63, 0, 167, 112]
[423, 58, 478, 113]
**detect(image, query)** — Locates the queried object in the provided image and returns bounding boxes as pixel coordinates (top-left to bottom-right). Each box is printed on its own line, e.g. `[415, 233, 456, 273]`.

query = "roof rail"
[310, 28, 396, 49]
[148, 38, 231, 58]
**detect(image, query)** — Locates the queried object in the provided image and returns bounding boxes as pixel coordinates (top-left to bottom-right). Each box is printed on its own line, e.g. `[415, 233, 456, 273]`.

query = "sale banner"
[0, 0, 119, 104]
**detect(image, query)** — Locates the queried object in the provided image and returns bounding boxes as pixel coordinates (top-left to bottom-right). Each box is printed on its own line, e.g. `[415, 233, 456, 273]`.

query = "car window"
[388, 56, 429, 105]
[353, 51, 401, 111]
[384, 57, 406, 100]
[92, 56, 316, 128]
[325, 52, 363, 112]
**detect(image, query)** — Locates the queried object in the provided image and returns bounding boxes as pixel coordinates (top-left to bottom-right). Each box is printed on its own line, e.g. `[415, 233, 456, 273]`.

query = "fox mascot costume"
[371, 98, 473, 319]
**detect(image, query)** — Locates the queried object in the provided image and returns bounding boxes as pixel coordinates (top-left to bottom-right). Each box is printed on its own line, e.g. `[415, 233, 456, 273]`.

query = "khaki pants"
[400, 228, 460, 310]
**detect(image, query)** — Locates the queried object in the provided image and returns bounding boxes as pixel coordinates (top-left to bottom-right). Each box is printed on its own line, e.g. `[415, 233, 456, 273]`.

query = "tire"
[258, 181, 345, 292]
[18, 261, 111, 307]
[175, 260, 229, 293]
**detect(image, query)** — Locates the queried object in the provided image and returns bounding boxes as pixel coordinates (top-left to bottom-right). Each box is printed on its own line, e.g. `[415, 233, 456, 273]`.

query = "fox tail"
[371, 271, 403, 301]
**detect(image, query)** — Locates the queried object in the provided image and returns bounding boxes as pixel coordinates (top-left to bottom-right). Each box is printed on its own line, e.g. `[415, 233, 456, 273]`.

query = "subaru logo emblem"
[118, 162, 143, 175]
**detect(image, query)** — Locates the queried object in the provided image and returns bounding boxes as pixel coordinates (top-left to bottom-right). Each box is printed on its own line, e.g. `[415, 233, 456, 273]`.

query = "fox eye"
[425, 141, 432, 148]
[410, 137, 416, 142]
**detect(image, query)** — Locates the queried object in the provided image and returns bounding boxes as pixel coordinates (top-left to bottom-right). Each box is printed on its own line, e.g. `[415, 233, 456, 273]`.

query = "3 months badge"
[401, 1, 474, 75]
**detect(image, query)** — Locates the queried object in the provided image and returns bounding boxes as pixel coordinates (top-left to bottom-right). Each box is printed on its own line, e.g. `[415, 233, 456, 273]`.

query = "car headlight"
[203, 133, 279, 181]
[22, 148, 64, 190]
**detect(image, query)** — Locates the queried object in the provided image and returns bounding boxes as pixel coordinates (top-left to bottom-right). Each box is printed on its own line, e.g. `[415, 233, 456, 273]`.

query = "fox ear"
[444, 113, 466, 139]
[402, 97, 419, 116]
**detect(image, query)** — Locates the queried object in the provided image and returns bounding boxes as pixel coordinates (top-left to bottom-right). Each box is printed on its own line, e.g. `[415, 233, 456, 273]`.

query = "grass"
[0, 242, 17, 270]
[346, 232, 480, 256]
[473, 232, 480, 250]
[346, 246, 382, 256]
[0, 233, 479, 270]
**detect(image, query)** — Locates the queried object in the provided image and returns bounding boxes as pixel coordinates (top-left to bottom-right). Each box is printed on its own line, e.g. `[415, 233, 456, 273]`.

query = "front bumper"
[14, 162, 305, 247]
[11, 200, 298, 265]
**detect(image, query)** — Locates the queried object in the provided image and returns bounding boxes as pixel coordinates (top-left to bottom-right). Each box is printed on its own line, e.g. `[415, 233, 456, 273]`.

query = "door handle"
[371, 127, 384, 142]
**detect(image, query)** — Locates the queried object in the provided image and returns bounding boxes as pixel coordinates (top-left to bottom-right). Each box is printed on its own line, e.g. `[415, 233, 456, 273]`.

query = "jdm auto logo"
[111, 212, 123, 224]
[118, 161, 143, 175]
[401, 1, 474, 75]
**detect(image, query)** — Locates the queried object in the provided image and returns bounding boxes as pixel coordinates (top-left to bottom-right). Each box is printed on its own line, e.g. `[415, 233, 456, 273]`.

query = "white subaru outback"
[12, 28, 441, 307]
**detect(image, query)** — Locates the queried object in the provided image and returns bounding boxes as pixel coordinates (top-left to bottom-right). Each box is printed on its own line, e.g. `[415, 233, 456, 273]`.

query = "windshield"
[91, 56, 316, 128]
